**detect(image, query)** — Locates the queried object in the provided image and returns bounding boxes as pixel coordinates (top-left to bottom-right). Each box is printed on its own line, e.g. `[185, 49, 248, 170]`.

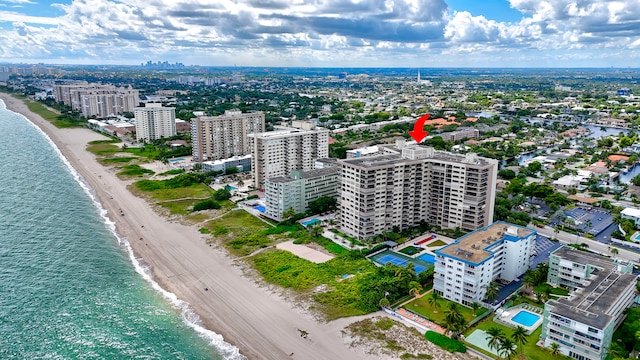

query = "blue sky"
[0, 0, 639, 67]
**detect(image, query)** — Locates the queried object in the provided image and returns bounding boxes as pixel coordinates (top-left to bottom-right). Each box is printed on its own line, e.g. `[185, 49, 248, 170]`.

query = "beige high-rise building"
[249, 126, 329, 189]
[191, 110, 265, 161]
[53, 83, 139, 118]
[134, 103, 176, 142]
[338, 144, 498, 240]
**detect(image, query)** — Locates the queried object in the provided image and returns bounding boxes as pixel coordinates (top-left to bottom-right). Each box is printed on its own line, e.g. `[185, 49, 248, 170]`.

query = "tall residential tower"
[191, 110, 265, 161]
[134, 103, 176, 142]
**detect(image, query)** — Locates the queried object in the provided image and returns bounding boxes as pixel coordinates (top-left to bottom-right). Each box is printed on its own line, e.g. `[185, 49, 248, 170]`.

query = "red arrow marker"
[409, 114, 430, 143]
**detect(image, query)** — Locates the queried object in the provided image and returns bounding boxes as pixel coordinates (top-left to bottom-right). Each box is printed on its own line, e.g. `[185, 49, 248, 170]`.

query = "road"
[535, 225, 640, 265]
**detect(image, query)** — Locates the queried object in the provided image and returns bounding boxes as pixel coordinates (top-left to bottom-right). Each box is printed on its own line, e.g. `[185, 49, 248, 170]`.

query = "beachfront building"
[134, 103, 176, 142]
[541, 246, 636, 360]
[433, 222, 535, 306]
[191, 110, 265, 161]
[439, 127, 480, 142]
[249, 126, 329, 189]
[53, 83, 139, 118]
[201, 154, 252, 173]
[264, 167, 339, 221]
[338, 143, 498, 240]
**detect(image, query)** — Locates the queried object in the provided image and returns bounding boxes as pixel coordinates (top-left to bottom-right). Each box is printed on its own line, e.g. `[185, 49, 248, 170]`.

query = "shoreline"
[0, 93, 379, 360]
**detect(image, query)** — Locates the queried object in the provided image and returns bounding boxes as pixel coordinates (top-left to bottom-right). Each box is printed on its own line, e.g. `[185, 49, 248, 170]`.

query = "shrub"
[214, 188, 232, 201]
[193, 199, 221, 211]
[424, 331, 466, 353]
[375, 318, 395, 330]
[246, 194, 259, 200]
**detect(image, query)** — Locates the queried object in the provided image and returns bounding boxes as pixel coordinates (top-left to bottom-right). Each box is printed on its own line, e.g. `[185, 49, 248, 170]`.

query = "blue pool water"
[168, 157, 185, 163]
[301, 218, 320, 226]
[225, 185, 237, 190]
[255, 205, 266, 212]
[511, 310, 540, 327]
[417, 253, 436, 264]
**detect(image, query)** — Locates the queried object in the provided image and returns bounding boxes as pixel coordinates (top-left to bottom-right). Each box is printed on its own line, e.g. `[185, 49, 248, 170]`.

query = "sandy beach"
[0, 93, 381, 360]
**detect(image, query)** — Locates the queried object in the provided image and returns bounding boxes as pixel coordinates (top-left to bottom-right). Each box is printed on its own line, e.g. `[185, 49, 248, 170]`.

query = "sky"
[1, 0, 640, 68]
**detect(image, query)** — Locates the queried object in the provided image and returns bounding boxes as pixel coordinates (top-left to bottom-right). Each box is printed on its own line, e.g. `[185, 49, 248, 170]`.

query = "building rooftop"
[340, 146, 497, 169]
[249, 126, 328, 139]
[437, 222, 535, 265]
[266, 166, 339, 184]
[548, 246, 636, 328]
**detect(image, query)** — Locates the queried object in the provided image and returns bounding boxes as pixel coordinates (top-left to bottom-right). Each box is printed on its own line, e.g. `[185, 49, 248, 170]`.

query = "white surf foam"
[2, 99, 246, 360]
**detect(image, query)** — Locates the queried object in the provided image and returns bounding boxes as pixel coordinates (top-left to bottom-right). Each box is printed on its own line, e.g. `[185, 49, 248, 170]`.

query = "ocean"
[0, 100, 243, 360]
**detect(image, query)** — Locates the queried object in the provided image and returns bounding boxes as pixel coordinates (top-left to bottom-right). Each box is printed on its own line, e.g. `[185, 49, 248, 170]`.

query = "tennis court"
[369, 249, 432, 274]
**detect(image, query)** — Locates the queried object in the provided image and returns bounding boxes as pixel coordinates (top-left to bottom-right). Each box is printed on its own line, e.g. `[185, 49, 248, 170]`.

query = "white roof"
[621, 207, 640, 218]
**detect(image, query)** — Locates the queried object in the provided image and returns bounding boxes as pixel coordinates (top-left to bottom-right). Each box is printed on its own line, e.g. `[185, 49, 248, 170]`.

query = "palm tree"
[549, 342, 560, 359]
[511, 326, 528, 358]
[408, 281, 423, 305]
[309, 224, 323, 238]
[427, 291, 441, 313]
[444, 302, 466, 335]
[484, 281, 501, 302]
[611, 247, 619, 256]
[584, 219, 592, 232]
[499, 338, 516, 360]
[471, 302, 482, 316]
[486, 327, 506, 353]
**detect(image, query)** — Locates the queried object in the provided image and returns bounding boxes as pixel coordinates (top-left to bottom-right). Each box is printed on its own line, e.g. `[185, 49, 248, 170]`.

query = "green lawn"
[99, 157, 136, 165]
[23, 100, 84, 128]
[148, 183, 213, 200]
[203, 210, 273, 255]
[428, 240, 447, 247]
[405, 295, 482, 325]
[399, 246, 422, 255]
[117, 164, 155, 177]
[87, 140, 122, 156]
[464, 318, 570, 360]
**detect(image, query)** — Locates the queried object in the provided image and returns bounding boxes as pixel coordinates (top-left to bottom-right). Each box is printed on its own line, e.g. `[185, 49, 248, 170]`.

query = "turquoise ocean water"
[0, 101, 244, 360]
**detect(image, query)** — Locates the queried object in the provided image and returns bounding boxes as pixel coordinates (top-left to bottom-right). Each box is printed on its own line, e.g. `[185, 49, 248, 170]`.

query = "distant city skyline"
[0, 0, 639, 68]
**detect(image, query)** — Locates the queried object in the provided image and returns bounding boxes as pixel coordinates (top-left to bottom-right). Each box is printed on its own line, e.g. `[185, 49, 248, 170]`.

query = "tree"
[214, 188, 232, 201]
[282, 207, 296, 220]
[511, 326, 528, 358]
[309, 224, 323, 238]
[486, 327, 507, 353]
[443, 302, 466, 335]
[471, 302, 482, 316]
[549, 342, 561, 359]
[408, 281, 422, 305]
[499, 338, 516, 360]
[427, 291, 441, 313]
[484, 281, 500, 302]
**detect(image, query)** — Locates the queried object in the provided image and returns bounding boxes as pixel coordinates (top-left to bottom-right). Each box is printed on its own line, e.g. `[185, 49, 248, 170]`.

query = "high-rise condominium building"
[134, 103, 176, 142]
[338, 144, 498, 240]
[433, 222, 535, 306]
[248, 126, 329, 189]
[53, 83, 139, 118]
[191, 110, 265, 161]
[540, 246, 636, 360]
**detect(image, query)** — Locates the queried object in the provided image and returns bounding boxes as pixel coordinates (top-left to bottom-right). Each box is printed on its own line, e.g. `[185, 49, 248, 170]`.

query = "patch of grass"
[87, 140, 121, 156]
[117, 164, 155, 177]
[314, 235, 350, 255]
[159, 169, 185, 175]
[399, 246, 422, 255]
[99, 157, 136, 165]
[376, 318, 395, 330]
[427, 240, 447, 247]
[199, 227, 211, 234]
[425, 331, 466, 353]
[158, 199, 199, 215]
[203, 210, 272, 255]
[400, 354, 432, 360]
[148, 184, 214, 201]
[23, 100, 86, 128]
[407, 295, 479, 325]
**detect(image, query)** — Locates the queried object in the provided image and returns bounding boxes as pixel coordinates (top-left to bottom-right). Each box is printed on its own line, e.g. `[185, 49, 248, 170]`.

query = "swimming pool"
[255, 205, 266, 212]
[225, 185, 237, 190]
[301, 218, 321, 227]
[511, 310, 540, 327]
[417, 253, 436, 264]
[168, 158, 185, 163]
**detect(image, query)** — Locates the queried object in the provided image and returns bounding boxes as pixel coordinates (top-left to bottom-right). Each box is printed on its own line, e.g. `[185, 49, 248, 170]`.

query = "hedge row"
[424, 331, 466, 353]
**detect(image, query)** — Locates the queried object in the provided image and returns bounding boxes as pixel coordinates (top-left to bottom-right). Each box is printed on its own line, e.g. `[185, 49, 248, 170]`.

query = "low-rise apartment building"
[433, 222, 535, 306]
[264, 166, 339, 221]
[338, 143, 498, 240]
[541, 247, 636, 360]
